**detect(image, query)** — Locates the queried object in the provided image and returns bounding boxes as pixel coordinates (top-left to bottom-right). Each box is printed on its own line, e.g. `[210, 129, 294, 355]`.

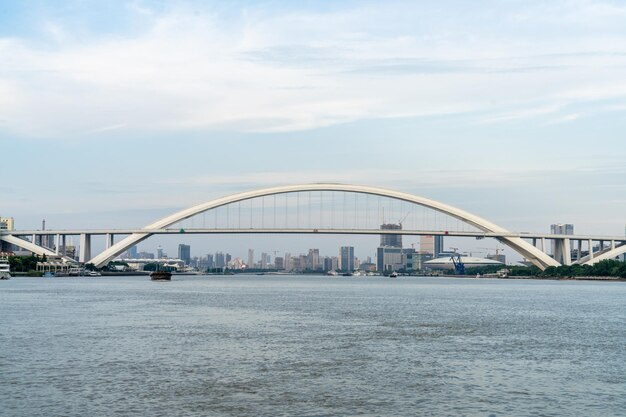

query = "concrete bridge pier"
[553, 238, 572, 266]
[105, 233, 114, 249]
[79, 234, 91, 263]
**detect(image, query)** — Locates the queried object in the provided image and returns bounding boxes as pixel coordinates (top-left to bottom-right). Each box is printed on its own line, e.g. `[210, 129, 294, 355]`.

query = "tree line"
[470, 259, 626, 278]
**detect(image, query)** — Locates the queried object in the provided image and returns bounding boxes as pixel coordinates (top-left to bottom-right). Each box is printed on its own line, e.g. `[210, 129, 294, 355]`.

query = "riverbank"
[432, 274, 626, 282]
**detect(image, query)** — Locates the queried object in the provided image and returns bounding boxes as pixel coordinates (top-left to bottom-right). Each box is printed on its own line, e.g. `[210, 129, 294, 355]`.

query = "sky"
[1, 0, 626, 261]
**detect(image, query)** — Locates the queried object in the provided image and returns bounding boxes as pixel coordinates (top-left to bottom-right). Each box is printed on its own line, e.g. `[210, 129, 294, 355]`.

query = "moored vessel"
[150, 271, 172, 281]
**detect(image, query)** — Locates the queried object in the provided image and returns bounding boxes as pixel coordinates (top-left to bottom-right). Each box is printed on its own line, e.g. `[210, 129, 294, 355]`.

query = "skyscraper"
[127, 245, 138, 259]
[178, 244, 191, 265]
[380, 223, 402, 248]
[214, 252, 225, 268]
[339, 246, 355, 272]
[307, 248, 320, 270]
[247, 249, 254, 268]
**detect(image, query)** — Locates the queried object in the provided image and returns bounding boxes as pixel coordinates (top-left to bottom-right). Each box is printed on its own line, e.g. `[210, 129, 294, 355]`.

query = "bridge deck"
[2, 228, 626, 242]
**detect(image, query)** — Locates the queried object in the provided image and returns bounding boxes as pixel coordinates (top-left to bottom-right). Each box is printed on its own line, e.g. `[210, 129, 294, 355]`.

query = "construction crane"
[448, 247, 465, 274]
[398, 211, 411, 227]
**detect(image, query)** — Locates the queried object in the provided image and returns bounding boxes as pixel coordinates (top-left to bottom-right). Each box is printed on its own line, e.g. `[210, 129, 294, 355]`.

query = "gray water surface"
[1, 275, 625, 416]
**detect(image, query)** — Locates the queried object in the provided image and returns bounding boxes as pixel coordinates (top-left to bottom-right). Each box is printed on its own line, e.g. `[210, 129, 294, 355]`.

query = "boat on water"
[150, 271, 172, 281]
[0, 256, 11, 279]
[389, 272, 398, 278]
[87, 271, 102, 277]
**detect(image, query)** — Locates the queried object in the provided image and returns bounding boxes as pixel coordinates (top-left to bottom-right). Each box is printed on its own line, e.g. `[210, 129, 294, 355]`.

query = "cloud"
[0, 1, 626, 139]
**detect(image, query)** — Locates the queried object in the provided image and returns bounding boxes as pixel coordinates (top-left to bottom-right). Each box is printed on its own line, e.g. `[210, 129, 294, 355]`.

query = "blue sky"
[1, 0, 626, 261]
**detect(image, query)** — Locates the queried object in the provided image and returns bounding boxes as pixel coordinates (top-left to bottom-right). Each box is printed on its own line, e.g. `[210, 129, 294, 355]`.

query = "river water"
[1, 275, 625, 416]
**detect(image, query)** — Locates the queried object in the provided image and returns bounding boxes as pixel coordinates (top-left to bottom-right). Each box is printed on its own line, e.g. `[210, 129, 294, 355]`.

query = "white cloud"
[1, 2, 626, 139]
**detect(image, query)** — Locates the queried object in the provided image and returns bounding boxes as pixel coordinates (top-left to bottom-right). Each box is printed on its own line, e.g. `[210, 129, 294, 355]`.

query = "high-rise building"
[419, 235, 443, 256]
[275, 257, 284, 270]
[156, 245, 165, 259]
[307, 249, 321, 270]
[215, 252, 225, 268]
[380, 223, 402, 248]
[261, 252, 268, 269]
[247, 249, 254, 268]
[284, 252, 292, 271]
[178, 244, 191, 265]
[339, 246, 355, 272]
[127, 245, 138, 258]
[377, 247, 418, 273]
[0, 216, 14, 231]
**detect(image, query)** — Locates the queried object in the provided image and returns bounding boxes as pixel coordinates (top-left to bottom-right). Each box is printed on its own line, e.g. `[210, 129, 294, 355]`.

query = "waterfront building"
[339, 246, 355, 272]
[0, 216, 15, 252]
[380, 223, 402, 248]
[215, 252, 225, 268]
[127, 245, 138, 259]
[0, 216, 14, 231]
[156, 245, 165, 259]
[247, 249, 254, 268]
[284, 252, 292, 271]
[307, 249, 321, 271]
[359, 262, 377, 272]
[376, 247, 417, 273]
[178, 244, 191, 265]
[137, 251, 155, 259]
[420, 235, 443, 256]
[290, 255, 305, 272]
[275, 256, 284, 270]
[323, 256, 333, 272]
[331, 256, 339, 271]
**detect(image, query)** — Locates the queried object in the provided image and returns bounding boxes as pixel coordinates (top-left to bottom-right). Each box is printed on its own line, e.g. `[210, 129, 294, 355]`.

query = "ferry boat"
[0, 256, 11, 279]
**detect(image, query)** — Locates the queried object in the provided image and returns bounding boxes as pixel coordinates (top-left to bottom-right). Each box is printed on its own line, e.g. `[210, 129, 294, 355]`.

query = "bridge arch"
[88, 183, 560, 269]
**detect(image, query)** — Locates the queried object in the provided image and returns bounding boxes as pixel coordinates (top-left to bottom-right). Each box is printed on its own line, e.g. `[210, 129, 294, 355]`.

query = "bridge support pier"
[79, 234, 91, 264]
[105, 233, 114, 249]
[588, 239, 594, 260]
[55, 234, 60, 255]
[563, 239, 571, 266]
[554, 238, 572, 266]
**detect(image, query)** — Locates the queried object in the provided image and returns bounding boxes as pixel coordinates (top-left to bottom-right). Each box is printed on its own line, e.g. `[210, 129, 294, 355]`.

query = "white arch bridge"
[2, 183, 625, 270]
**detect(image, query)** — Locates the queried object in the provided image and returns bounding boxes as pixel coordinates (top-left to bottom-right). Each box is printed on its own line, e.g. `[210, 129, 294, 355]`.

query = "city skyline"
[1, 0, 625, 258]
